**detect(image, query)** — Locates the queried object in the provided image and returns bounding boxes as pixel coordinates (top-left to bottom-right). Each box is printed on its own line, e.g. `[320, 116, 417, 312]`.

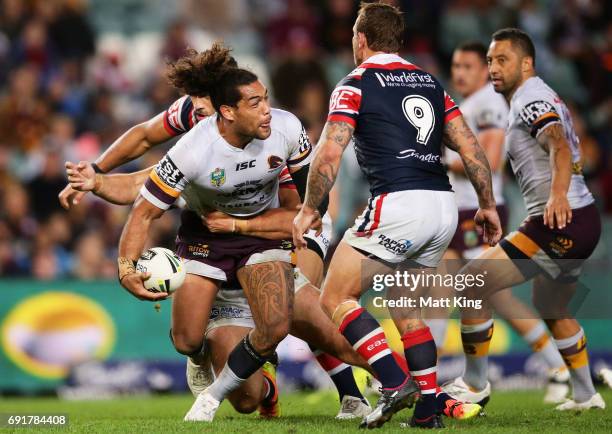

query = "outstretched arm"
[537, 123, 572, 229]
[292, 121, 353, 248]
[95, 113, 171, 172]
[66, 161, 153, 205]
[59, 112, 172, 209]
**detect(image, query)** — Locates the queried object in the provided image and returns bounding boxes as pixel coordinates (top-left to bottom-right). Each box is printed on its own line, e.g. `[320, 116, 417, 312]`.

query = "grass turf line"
[0, 389, 611, 433]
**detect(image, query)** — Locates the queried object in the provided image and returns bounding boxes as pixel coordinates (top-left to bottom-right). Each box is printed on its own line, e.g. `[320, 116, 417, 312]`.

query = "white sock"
[522, 321, 566, 373]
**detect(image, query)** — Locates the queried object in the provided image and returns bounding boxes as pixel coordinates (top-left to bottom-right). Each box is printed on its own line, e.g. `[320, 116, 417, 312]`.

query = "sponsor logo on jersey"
[188, 243, 210, 258]
[219, 179, 266, 200]
[157, 155, 184, 189]
[396, 148, 441, 163]
[374, 71, 435, 88]
[268, 155, 284, 170]
[519, 100, 557, 126]
[210, 167, 226, 187]
[378, 234, 412, 255]
[280, 240, 294, 250]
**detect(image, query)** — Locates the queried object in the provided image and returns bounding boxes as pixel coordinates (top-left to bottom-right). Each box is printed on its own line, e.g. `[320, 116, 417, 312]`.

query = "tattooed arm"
[444, 115, 502, 245]
[292, 121, 354, 248]
[537, 123, 572, 229]
[443, 115, 496, 209]
[305, 121, 354, 210]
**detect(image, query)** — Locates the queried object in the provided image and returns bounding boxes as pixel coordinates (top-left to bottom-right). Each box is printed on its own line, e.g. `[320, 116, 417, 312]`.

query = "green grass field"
[1, 389, 611, 433]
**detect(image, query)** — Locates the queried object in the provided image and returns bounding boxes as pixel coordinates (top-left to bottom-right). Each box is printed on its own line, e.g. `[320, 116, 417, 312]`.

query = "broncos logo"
[268, 155, 284, 170]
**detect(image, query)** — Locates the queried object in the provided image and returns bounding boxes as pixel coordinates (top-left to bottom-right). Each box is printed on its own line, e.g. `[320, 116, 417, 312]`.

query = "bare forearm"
[94, 167, 152, 205]
[304, 121, 353, 211]
[550, 145, 572, 194]
[95, 126, 151, 172]
[444, 116, 495, 209]
[478, 129, 505, 172]
[242, 208, 297, 237]
[118, 198, 162, 260]
[95, 114, 169, 172]
[535, 124, 572, 196]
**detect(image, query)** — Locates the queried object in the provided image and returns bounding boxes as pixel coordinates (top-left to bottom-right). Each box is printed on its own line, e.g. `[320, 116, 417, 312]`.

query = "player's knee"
[319, 290, 339, 318]
[171, 330, 203, 356]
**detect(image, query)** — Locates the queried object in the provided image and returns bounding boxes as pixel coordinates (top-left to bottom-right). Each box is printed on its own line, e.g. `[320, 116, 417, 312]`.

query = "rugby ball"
[136, 247, 186, 294]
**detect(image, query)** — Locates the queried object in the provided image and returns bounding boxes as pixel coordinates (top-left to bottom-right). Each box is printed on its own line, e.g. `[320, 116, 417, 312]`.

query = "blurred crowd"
[0, 0, 611, 280]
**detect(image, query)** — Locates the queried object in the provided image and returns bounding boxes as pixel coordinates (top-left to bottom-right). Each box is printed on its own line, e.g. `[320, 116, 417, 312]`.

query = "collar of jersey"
[360, 52, 411, 67]
[212, 113, 255, 153]
[511, 76, 541, 105]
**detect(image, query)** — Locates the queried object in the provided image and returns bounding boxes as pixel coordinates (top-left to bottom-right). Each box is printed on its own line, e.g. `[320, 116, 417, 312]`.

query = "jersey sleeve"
[139, 134, 194, 210]
[285, 114, 313, 169]
[163, 95, 196, 136]
[278, 167, 296, 190]
[518, 99, 562, 138]
[327, 75, 363, 128]
[444, 91, 461, 124]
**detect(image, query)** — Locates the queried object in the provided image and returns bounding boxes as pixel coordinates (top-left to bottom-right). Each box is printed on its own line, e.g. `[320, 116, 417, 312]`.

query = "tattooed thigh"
[237, 261, 294, 347]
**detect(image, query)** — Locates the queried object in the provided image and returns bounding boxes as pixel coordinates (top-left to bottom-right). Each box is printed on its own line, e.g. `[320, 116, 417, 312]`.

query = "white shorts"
[303, 212, 332, 259]
[206, 290, 255, 334]
[205, 269, 312, 333]
[343, 190, 457, 267]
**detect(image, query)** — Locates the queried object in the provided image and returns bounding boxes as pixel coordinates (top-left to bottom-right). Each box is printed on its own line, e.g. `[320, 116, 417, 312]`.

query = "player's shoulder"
[176, 114, 218, 149]
[512, 76, 558, 109]
[512, 77, 563, 126]
[163, 95, 196, 136]
[167, 94, 192, 111]
[270, 108, 302, 137]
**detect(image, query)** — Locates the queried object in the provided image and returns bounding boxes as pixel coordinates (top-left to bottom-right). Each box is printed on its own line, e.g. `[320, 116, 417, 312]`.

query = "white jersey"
[506, 77, 593, 216]
[447, 84, 507, 210]
[140, 108, 312, 216]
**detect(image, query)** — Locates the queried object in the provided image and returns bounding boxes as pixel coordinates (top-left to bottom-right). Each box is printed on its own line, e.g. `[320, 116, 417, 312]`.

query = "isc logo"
[236, 160, 256, 171]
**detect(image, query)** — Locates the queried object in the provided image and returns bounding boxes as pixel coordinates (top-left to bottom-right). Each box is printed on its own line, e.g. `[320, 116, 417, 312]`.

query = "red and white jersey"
[162, 95, 199, 136]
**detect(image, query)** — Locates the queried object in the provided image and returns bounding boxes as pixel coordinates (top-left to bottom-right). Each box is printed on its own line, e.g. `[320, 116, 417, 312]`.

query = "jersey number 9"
[402, 95, 435, 145]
